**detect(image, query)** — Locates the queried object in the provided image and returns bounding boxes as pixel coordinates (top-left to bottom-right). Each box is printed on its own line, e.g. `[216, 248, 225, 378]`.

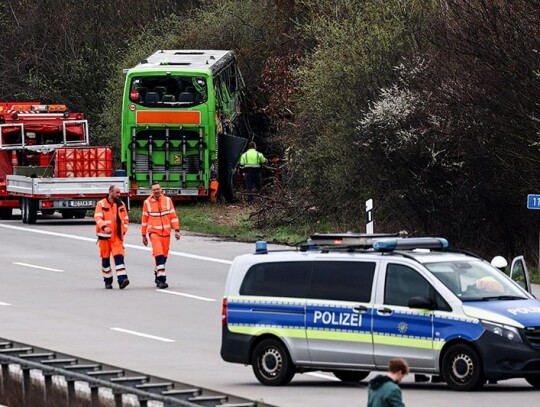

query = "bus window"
[129, 76, 207, 107]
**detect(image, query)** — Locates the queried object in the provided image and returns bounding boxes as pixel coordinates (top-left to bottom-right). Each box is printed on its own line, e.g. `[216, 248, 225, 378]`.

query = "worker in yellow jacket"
[141, 182, 180, 289]
[94, 185, 130, 289]
[239, 141, 267, 203]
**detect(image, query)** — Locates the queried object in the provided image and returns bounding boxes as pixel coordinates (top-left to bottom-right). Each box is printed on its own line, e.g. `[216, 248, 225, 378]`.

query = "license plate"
[69, 200, 95, 207]
[163, 189, 180, 195]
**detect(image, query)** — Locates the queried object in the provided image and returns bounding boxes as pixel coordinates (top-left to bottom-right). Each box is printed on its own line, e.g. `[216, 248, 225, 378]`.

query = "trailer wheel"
[21, 199, 28, 224]
[0, 208, 13, 220]
[27, 199, 38, 224]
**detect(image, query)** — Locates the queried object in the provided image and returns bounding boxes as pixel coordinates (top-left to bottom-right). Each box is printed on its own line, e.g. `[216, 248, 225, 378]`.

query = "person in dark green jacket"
[367, 358, 409, 407]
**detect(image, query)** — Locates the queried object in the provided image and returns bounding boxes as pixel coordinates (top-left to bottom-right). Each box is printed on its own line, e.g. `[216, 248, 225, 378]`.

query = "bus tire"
[252, 338, 295, 386]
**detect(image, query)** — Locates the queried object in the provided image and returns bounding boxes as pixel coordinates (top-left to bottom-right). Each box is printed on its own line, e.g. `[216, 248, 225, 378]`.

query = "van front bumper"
[476, 331, 540, 379]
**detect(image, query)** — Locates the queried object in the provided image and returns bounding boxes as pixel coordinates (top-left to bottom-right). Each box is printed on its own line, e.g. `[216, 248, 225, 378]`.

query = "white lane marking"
[155, 289, 216, 302]
[13, 262, 64, 272]
[306, 372, 341, 381]
[0, 224, 232, 265]
[0, 302, 12, 306]
[110, 327, 175, 343]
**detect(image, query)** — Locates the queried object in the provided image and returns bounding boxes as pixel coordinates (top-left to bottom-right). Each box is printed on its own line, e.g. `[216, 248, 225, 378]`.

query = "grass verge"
[129, 202, 308, 245]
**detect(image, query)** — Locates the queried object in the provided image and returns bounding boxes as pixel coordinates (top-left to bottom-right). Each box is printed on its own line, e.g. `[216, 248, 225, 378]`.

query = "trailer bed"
[6, 175, 129, 198]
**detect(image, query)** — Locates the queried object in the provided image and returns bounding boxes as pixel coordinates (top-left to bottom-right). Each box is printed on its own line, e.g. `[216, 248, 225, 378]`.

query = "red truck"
[0, 102, 129, 223]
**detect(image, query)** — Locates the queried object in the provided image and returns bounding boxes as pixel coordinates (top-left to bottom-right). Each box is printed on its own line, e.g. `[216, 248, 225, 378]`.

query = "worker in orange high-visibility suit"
[94, 185, 130, 289]
[141, 182, 180, 289]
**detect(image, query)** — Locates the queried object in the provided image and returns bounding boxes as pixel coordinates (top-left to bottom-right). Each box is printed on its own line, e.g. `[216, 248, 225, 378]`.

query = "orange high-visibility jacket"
[94, 198, 129, 239]
[141, 195, 180, 237]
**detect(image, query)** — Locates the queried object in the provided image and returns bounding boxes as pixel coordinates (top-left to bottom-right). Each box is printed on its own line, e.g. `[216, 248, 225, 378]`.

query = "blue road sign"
[527, 194, 540, 209]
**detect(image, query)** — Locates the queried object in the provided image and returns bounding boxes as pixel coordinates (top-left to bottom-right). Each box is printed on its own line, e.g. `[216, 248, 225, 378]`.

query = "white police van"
[220, 233, 540, 390]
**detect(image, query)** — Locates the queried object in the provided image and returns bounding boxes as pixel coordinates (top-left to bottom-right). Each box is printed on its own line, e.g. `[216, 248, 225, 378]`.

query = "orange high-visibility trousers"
[149, 233, 171, 258]
[98, 238, 126, 278]
[98, 238, 125, 258]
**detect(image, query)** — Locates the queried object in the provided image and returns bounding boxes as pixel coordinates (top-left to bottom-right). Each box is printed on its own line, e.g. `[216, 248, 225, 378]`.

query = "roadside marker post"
[366, 199, 373, 234]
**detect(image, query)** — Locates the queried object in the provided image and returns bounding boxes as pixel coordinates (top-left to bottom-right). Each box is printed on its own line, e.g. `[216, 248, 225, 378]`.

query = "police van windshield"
[129, 75, 207, 107]
[423, 260, 528, 301]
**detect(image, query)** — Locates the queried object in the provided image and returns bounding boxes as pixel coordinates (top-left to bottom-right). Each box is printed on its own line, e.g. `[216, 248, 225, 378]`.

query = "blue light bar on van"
[255, 240, 268, 254]
[373, 237, 448, 251]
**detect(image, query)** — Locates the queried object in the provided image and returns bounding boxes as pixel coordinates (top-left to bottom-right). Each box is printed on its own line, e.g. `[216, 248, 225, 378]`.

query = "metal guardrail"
[0, 338, 266, 407]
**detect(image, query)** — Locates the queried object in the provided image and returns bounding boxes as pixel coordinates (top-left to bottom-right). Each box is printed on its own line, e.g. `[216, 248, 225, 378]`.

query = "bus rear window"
[129, 75, 207, 107]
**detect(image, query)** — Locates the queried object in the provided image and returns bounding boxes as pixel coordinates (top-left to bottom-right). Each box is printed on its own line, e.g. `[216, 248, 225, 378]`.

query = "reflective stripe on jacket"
[141, 195, 180, 237]
[94, 198, 129, 240]
[240, 148, 266, 168]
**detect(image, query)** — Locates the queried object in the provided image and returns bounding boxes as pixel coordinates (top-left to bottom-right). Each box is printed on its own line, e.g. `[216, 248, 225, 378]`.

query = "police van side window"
[239, 261, 311, 298]
[385, 264, 451, 311]
[309, 261, 375, 302]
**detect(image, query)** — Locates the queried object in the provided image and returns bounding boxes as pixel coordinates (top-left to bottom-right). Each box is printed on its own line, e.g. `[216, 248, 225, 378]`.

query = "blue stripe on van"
[228, 300, 306, 329]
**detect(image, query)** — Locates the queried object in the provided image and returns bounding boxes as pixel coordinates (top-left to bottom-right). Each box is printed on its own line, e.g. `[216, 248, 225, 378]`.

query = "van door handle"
[353, 305, 368, 313]
[377, 307, 393, 315]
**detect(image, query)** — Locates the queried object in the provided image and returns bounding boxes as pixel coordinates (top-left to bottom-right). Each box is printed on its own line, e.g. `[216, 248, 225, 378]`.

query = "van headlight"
[481, 320, 522, 343]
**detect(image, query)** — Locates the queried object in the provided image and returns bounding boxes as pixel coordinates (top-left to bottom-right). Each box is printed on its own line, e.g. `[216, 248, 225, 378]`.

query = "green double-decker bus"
[121, 50, 248, 202]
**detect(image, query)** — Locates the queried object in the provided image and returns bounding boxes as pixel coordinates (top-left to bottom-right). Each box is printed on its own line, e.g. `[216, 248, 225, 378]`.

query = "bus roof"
[126, 50, 236, 74]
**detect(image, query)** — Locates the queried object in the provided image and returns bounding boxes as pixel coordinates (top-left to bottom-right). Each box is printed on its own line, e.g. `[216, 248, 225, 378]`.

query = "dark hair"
[388, 358, 409, 374]
[248, 141, 256, 149]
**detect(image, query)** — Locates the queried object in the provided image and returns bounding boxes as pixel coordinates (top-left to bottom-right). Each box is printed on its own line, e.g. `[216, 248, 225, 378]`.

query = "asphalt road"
[1, 213, 539, 406]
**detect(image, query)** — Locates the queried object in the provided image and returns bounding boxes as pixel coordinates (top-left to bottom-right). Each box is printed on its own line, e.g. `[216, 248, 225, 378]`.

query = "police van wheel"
[252, 339, 295, 386]
[442, 343, 485, 391]
[332, 370, 370, 383]
[525, 375, 540, 388]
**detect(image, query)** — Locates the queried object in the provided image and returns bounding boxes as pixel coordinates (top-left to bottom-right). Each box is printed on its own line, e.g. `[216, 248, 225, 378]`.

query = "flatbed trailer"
[6, 175, 129, 223]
